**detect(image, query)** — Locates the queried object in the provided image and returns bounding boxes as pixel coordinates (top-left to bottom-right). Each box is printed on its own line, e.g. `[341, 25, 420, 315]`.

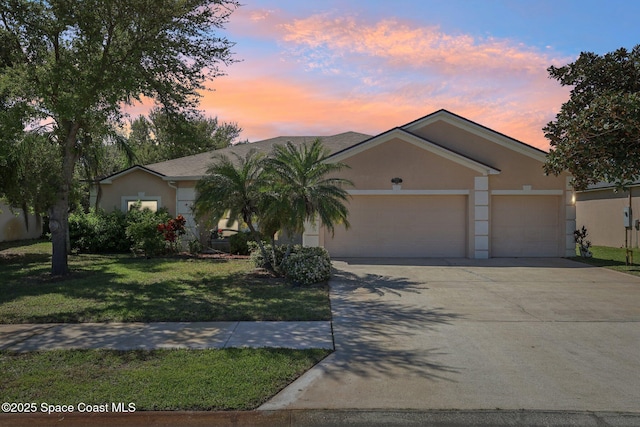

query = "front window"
[127, 200, 158, 212]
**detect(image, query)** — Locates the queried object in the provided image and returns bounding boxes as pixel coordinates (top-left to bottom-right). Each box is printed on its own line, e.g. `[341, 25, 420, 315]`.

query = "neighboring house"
[575, 182, 640, 248]
[0, 201, 42, 242]
[97, 109, 575, 258]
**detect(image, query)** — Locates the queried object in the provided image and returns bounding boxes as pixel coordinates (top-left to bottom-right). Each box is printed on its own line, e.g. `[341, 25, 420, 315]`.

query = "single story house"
[575, 182, 640, 248]
[0, 201, 42, 242]
[97, 109, 575, 258]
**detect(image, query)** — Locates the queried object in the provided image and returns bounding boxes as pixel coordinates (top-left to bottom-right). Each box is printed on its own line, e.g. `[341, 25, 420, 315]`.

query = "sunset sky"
[197, 0, 640, 151]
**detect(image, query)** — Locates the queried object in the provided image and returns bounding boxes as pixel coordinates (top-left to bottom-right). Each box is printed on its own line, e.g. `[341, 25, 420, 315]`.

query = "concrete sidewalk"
[0, 321, 333, 351]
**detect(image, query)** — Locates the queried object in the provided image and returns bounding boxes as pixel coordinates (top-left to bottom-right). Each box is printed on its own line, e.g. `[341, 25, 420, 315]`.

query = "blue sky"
[194, 0, 640, 150]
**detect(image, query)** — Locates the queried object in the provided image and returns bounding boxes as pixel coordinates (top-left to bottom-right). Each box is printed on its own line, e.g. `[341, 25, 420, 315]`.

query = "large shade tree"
[0, 0, 239, 275]
[544, 45, 640, 190]
[128, 108, 241, 165]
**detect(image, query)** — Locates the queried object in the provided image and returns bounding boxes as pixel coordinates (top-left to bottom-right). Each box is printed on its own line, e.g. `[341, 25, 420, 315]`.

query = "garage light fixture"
[391, 177, 403, 184]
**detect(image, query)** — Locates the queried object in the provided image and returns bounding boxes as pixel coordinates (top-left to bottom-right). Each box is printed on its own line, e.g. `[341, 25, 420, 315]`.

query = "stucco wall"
[338, 138, 478, 190]
[411, 120, 567, 190]
[98, 169, 176, 216]
[0, 202, 42, 242]
[576, 188, 640, 248]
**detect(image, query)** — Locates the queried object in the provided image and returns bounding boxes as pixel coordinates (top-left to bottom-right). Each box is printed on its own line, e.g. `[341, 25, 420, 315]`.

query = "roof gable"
[99, 165, 166, 184]
[402, 109, 548, 163]
[328, 127, 501, 176]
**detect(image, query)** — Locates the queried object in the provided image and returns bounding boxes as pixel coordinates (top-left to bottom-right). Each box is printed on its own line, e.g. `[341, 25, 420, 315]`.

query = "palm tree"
[194, 149, 272, 269]
[263, 138, 352, 268]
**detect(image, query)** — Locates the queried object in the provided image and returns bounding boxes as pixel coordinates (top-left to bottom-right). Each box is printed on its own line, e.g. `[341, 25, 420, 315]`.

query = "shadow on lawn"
[570, 256, 640, 272]
[323, 266, 462, 382]
[0, 254, 329, 323]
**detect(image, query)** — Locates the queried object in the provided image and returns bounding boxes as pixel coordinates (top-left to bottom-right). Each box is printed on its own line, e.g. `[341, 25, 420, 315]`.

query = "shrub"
[125, 206, 171, 256]
[157, 215, 187, 253]
[281, 246, 332, 285]
[250, 243, 332, 285]
[69, 208, 129, 253]
[228, 231, 253, 255]
[249, 242, 288, 269]
[574, 226, 592, 258]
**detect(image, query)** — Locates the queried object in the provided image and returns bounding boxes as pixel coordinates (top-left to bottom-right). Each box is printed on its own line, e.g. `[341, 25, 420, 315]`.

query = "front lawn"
[571, 245, 640, 277]
[0, 240, 333, 411]
[0, 348, 330, 410]
[0, 240, 331, 323]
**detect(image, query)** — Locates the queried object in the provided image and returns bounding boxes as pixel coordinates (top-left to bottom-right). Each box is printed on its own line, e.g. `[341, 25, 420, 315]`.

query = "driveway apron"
[261, 258, 640, 412]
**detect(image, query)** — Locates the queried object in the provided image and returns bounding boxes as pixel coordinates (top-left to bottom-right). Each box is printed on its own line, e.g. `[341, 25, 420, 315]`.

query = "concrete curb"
[2, 409, 640, 427]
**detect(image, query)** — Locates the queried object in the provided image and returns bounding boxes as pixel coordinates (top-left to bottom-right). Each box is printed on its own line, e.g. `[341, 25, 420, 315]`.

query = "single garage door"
[324, 195, 467, 257]
[491, 195, 561, 257]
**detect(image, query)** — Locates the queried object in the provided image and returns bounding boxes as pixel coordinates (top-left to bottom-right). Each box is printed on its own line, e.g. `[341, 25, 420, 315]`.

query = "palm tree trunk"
[246, 221, 274, 273]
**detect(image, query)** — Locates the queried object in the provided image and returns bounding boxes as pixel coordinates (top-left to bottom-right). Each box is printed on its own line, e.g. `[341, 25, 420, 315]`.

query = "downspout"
[167, 181, 178, 217]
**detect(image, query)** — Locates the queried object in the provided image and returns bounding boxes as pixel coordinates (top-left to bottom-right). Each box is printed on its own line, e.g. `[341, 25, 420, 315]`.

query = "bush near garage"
[250, 243, 332, 285]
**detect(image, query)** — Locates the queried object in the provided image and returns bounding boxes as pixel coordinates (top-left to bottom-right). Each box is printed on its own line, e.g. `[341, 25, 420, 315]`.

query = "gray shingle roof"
[143, 131, 372, 179]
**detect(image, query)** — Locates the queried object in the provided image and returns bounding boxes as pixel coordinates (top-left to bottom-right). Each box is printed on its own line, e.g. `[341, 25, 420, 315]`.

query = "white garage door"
[491, 196, 561, 257]
[324, 195, 467, 257]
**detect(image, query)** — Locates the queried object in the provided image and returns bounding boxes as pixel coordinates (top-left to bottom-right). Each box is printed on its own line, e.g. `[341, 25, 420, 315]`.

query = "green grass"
[0, 348, 331, 410]
[0, 239, 330, 323]
[571, 245, 640, 277]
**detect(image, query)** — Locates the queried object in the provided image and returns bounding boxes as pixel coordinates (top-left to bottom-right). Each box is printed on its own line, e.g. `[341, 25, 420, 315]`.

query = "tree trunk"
[50, 122, 80, 276]
[49, 199, 69, 275]
[246, 221, 274, 273]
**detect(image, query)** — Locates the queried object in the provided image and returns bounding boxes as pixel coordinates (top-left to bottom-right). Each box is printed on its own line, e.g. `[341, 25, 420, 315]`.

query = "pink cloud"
[125, 8, 574, 152]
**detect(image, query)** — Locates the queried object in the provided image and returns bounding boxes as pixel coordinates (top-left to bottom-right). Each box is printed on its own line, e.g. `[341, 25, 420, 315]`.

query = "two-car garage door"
[323, 194, 563, 258]
[324, 195, 467, 257]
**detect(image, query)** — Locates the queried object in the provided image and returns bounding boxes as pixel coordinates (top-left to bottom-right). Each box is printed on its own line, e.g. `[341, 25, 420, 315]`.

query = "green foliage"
[69, 205, 173, 256]
[68, 209, 129, 253]
[0, 132, 61, 215]
[249, 242, 285, 268]
[128, 109, 242, 165]
[228, 231, 254, 255]
[262, 138, 352, 237]
[250, 244, 332, 285]
[280, 247, 332, 286]
[544, 45, 640, 190]
[574, 226, 592, 257]
[0, 0, 239, 275]
[124, 206, 171, 257]
[195, 139, 352, 275]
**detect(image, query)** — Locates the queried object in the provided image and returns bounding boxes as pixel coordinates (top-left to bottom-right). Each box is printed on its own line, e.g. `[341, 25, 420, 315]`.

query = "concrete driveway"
[262, 258, 640, 412]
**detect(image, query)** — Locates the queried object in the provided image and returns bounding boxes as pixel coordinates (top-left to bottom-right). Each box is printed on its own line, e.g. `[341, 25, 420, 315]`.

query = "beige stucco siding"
[0, 202, 42, 242]
[337, 138, 478, 190]
[323, 195, 467, 257]
[411, 120, 566, 190]
[99, 169, 176, 215]
[576, 189, 640, 248]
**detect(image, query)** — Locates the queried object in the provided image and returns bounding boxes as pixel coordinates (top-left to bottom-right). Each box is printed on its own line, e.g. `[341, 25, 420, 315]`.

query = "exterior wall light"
[391, 177, 403, 184]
